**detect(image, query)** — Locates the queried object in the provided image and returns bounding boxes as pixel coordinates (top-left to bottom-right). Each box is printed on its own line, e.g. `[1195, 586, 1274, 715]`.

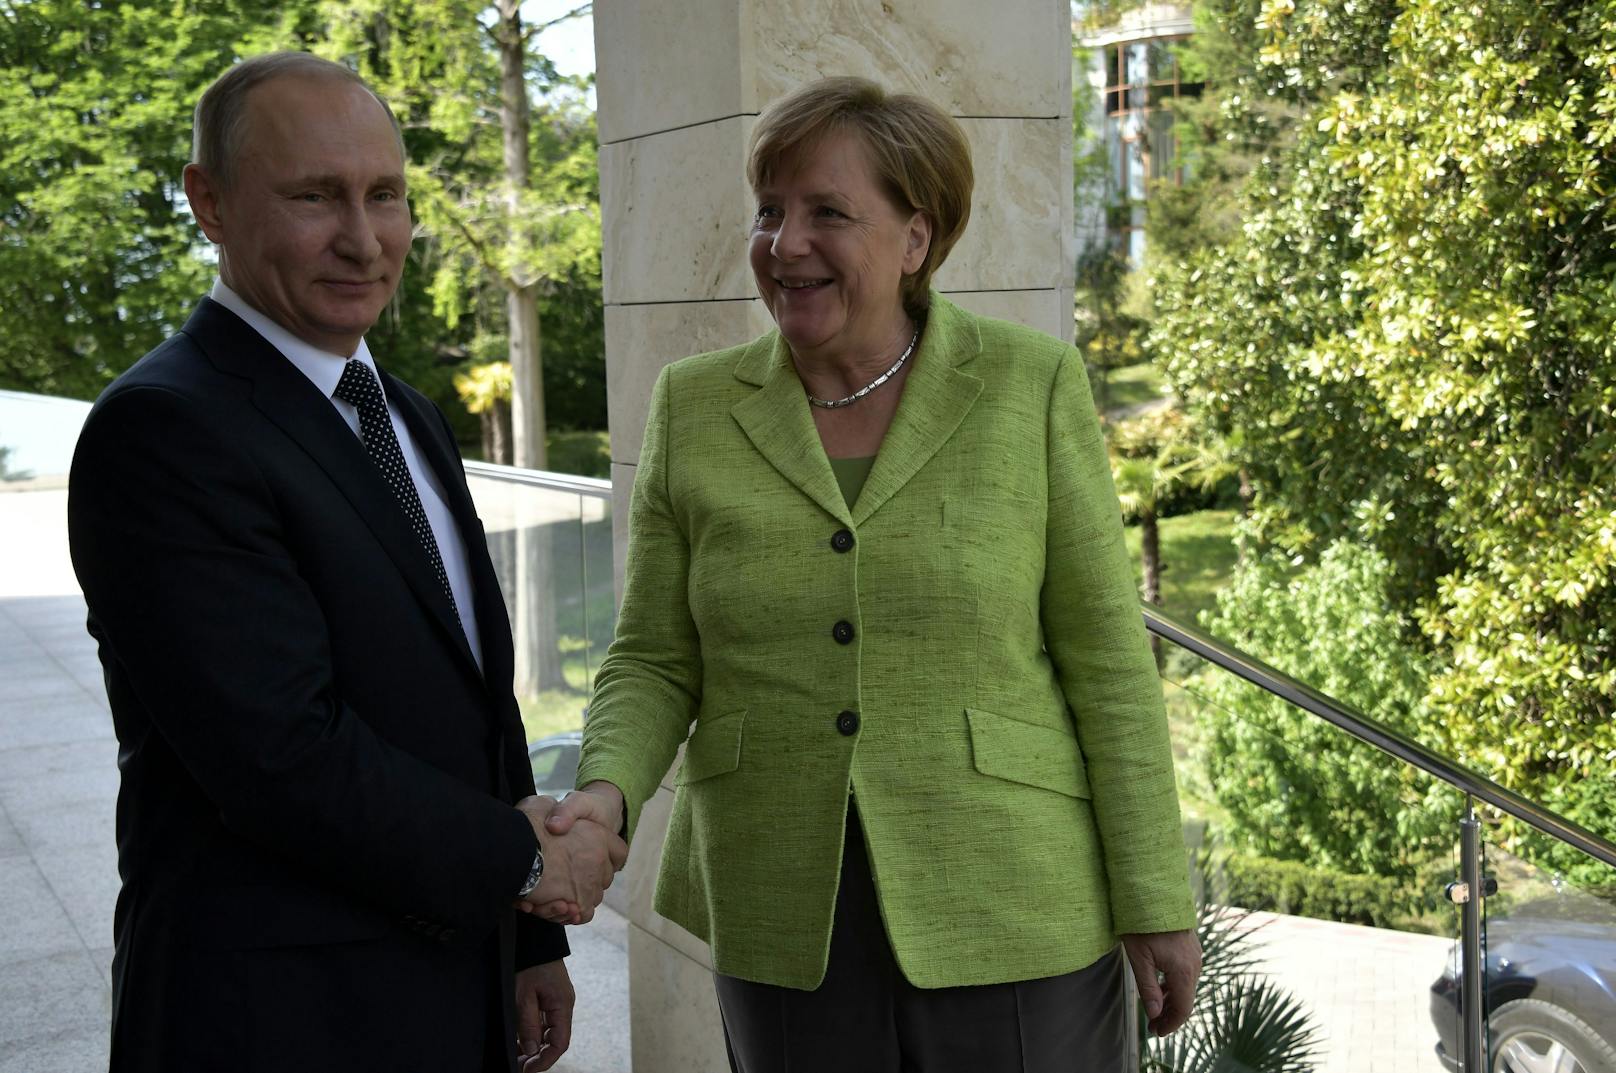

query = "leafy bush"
[1215, 851, 1445, 933]
[1193, 533, 1458, 880]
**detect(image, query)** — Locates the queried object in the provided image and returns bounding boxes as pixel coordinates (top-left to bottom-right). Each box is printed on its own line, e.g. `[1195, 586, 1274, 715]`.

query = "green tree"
[315, 0, 601, 464]
[2, 1, 605, 455]
[0, 0, 286, 397]
[1109, 405, 1232, 662]
[1154, 0, 1616, 873]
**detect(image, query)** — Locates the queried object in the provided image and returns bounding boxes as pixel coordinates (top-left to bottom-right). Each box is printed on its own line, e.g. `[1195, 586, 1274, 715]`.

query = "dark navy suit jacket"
[68, 298, 565, 1072]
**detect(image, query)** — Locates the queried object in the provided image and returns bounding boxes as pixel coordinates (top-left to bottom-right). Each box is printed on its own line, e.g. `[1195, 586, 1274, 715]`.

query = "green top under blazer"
[577, 294, 1195, 990]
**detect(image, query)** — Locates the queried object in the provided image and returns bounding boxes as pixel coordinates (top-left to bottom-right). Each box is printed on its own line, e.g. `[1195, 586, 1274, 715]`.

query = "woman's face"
[749, 131, 931, 362]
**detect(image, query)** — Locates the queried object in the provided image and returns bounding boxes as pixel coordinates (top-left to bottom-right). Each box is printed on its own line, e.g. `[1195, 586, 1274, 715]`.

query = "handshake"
[515, 782, 629, 924]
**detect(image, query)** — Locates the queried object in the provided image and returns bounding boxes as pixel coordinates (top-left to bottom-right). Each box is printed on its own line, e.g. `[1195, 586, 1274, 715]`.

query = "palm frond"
[1147, 976, 1322, 1073]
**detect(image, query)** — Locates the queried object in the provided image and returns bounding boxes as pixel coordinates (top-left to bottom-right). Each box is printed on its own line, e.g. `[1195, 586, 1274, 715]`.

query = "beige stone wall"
[595, 3, 1074, 1067]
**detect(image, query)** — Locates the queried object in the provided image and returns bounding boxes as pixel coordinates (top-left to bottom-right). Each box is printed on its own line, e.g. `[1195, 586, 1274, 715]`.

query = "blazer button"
[832, 620, 855, 645]
[836, 710, 860, 736]
[830, 529, 855, 553]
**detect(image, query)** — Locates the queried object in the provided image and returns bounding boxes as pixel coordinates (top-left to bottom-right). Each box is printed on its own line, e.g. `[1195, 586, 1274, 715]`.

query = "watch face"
[520, 850, 544, 897]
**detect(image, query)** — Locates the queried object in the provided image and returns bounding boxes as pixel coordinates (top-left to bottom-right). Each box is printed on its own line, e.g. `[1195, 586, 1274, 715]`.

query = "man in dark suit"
[67, 51, 622, 1072]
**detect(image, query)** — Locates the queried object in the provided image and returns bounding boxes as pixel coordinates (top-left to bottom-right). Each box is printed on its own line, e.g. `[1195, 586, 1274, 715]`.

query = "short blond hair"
[748, 77, 973, 318]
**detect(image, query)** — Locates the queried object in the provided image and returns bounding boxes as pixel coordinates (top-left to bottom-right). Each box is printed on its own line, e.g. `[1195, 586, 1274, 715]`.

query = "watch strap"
[517, 847, 544, 898]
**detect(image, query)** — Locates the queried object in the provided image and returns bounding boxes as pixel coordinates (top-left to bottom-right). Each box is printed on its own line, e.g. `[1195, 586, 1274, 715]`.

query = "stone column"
[594, 4, 1073, 1068]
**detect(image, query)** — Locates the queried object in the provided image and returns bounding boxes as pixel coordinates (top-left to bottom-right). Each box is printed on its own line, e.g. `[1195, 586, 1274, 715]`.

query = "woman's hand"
[515, 781, 630, 924]
[1121, 929, 1202, 1036]
[544, 781, 627, 840]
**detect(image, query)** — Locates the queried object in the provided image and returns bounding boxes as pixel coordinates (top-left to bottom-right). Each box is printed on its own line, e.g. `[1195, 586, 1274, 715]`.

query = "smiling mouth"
[778, 278, 831, 290]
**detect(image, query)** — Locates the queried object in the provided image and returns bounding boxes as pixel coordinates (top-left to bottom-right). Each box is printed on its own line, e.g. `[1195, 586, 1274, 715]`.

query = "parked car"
[527, 730, 582, 801]
[1431, 890, 1616, 1073]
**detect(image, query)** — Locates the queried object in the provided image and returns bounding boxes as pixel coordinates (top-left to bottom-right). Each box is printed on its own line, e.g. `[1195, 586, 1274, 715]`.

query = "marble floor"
[0, 488, 631, 1073]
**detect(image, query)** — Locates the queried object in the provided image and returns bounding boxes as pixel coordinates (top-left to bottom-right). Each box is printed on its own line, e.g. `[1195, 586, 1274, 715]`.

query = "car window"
[531, 746, 562, 783]
[530, 742, 580, 793]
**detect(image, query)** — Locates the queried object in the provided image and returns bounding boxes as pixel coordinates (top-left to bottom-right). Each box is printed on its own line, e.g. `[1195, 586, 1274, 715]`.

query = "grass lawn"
[1121, 508, 1239, 824]
[545, 429, 611, 479]
[1097, 362, 1168, 413]
[1122, 508, 1239, 629]
[461, 428, 611, 479]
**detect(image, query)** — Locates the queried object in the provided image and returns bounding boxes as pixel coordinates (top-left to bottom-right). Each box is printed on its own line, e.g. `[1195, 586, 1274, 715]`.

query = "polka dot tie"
[334, 360, 460, 623]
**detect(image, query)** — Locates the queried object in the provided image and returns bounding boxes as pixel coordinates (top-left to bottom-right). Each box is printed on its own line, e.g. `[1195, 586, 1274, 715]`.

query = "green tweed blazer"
[577, 294, 1195, 990]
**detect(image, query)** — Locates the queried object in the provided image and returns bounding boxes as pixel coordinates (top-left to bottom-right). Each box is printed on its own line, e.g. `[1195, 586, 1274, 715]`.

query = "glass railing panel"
[464, 470, 594, 748]
[577, 488, 616, 693]
[1472, 815, 1616, 1073]
[0, 389, 92, 489]
[1147, 634, 1467, 1073]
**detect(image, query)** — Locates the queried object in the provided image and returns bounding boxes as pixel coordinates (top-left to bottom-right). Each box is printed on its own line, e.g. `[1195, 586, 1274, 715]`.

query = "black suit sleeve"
[69, 385, 536, 939]
[423, 396, 572, 966]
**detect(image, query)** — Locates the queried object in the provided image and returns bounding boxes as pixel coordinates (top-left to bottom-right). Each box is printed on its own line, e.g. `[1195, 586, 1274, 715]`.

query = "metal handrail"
[463, 460, 612, 500]
[1141, 601, 1616, 871]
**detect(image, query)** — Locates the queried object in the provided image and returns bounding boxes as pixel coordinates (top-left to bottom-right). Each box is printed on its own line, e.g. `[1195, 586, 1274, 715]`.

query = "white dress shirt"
[210, 281, 484, 670]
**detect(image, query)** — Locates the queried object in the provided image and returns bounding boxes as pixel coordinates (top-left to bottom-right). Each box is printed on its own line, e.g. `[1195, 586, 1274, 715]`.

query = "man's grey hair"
[192, 51, 406, 189]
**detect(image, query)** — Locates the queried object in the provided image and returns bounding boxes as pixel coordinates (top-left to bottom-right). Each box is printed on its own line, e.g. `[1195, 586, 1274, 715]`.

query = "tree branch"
[527, 3, 592, 38]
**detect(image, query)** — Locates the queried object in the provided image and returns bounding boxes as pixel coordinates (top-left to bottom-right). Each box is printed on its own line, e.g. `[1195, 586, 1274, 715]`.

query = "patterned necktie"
[333, 359, 461, 623]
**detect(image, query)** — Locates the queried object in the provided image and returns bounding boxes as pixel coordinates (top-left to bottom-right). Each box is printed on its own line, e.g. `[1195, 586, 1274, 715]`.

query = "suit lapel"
[385, 375, 514, 696]
[853, 297, 983, 524]
[383, 373, 501, 686]
[731, 333, 852, 525]
[182, 300, 481, 683]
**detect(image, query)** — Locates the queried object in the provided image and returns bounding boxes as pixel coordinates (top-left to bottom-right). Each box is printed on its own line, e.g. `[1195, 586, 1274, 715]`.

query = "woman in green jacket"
[542, 76, 1200, 1071]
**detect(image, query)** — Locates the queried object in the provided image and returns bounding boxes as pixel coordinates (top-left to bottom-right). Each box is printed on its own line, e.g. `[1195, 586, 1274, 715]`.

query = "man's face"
[186, 75, 411, 356]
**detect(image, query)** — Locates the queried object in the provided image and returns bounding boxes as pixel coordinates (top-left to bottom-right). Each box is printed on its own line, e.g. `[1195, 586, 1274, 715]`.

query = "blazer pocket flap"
[676, 710, 746, 785]
[967, 708, 1091, 799]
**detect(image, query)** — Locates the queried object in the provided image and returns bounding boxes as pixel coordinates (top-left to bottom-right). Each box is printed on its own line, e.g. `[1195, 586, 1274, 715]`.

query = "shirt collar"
[209, 279, 377, 399]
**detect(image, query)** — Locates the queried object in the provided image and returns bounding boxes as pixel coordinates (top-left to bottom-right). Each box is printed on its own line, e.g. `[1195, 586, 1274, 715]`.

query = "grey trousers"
[714, 804, 1128, 1073]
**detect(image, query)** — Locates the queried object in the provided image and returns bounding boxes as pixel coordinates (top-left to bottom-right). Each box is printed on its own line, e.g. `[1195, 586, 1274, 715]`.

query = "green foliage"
[1195, 534, 1457, 877]
[1100, 362, 1167, 413]
[544, 428, 609, 480]
[1214, 851, 1444, 932]
[0, 0, 605, 436]
[1147, 975, 1320, 1073]
[315, 0, 604, 433]
[1110, 405, 1235, 524]
[0, 0, 270, 396]
[1154, 0, 1616, 876]
[1075, 246, 1148, 379]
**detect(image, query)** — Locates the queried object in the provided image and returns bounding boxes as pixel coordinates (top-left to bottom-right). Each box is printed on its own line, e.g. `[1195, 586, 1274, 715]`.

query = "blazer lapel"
[730, 333, 852, 525]
[182, 300, 480, 681]
[853, 297, 984, 525]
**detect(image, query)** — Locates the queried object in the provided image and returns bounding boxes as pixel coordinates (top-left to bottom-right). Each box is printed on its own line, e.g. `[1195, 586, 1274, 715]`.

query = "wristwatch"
[517, 847, 544, 897]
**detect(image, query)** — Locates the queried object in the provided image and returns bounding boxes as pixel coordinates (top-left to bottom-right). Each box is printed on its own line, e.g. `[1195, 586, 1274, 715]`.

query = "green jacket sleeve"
[576, 365, 702, 841]
[1039, 349, 1196, 935]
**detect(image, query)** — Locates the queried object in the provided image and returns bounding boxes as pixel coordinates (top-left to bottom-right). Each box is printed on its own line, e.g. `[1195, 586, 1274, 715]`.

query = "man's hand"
[515, 794, 627, 924]
[1121, 929, 1202, 1036]
[515, 959, 574, 1072]
[520, 783, 629, 924]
